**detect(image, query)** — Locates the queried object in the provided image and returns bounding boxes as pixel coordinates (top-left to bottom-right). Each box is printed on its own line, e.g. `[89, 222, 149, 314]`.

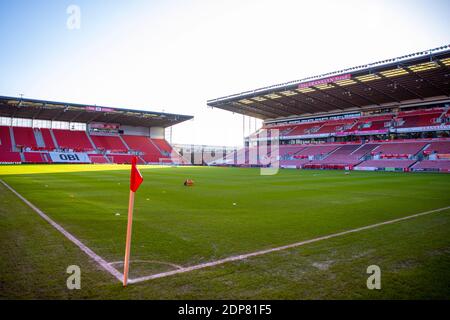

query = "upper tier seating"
[53, 129, 94, 151]
[90, 135, 128, 153]
[395, 112, 442, 128]
[13, 127, 37, 149]
[122, 135, 162, 162]
[282, 122, 325, 136]
[316, 119, 356, 134]
[354, 120, 390, 132]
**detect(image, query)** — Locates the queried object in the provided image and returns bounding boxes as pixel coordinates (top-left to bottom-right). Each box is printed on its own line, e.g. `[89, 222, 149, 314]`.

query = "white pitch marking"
[0, 179, 123, 282]
[129, 205, 450, 284]
[108, 260, 183, 270]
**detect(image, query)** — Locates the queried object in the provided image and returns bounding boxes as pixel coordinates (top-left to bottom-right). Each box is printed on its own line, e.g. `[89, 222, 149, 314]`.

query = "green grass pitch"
[0, 164, 449, 299]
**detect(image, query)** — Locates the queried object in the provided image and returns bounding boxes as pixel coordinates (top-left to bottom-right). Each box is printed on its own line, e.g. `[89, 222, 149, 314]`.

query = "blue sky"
[0, 0, 449, 146]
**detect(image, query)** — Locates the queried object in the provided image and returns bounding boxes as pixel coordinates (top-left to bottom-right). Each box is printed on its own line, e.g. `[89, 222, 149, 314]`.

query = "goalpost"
[89, 155, 109, 164]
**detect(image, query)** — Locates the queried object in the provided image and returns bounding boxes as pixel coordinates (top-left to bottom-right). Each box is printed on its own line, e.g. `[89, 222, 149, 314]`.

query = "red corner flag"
[130, 156, 143, 192]
[123, 156, 143, 286]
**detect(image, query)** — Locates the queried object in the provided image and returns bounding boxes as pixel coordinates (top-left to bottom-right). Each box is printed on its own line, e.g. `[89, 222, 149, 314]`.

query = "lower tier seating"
[356, 159, 417, 169]
[24, 152, 51, 163]
[122, 135, 162, 163]
[411, 160, 450, 172]
[0, 152, 21, 163]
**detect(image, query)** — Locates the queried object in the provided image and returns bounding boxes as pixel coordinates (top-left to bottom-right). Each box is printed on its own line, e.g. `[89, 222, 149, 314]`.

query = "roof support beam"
[246, 99, 293, 117]
[297, 91, 346, 111]
[312, 85, 364, 109]
[261, 97, 310, 116]
[353, 79, 401, 103]
[228, 102, 273, 119]
[277, 94, 331, 114]
[376, 73, 425, 100]
[333, 85, 381, 106]
[405, 68, 450, 97]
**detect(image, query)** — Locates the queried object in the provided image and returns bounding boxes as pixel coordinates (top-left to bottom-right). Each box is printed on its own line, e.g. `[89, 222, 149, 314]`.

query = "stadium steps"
[417, 143, 432, 157]
[350, 144, 367, 155]
[138, 155, 146, 164]
[19, 152, 25, 162]
[33, 128, 46, 148]
[104, 154, 112, 164]
[8, 127, 17, 151]
[148, 137, 163, 156]
[86, 131, 98, 150]
[118, 135, 131, 152]
[438, 107, 448, 121]
[49, 129, 59, 149]
[321, 145, 342, 160]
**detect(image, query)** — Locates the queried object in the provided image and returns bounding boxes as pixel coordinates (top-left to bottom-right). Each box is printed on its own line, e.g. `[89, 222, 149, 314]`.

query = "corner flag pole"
[123, 190, 135, 286]
[123, 156, 143, 287]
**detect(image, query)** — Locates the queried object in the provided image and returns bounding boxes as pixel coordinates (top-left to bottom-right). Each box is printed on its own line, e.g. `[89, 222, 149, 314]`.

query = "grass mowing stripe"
[0, 179, 124, 282]
[130, 205, 450, 284]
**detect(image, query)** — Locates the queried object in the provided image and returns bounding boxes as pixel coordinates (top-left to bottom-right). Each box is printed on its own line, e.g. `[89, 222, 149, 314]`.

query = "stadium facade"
[207, 45, 450, 172]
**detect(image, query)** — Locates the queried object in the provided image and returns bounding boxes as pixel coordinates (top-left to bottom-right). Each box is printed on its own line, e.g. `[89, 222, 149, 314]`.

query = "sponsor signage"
[49, 152, 91, 163]
[395, 125, 450, 133]
[85, 106, 115, 113]
[281, 133, 331, 140]
[298, 74, 351, 89]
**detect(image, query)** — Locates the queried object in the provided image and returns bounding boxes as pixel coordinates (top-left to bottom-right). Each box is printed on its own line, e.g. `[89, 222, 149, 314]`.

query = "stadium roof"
[207, 45, 450, 120]
[0, 96, 193, 128]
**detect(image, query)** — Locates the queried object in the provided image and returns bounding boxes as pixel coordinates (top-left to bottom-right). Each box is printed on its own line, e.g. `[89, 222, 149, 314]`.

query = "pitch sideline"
[1, 179, 449, 285]
[0, 179, 123, 282]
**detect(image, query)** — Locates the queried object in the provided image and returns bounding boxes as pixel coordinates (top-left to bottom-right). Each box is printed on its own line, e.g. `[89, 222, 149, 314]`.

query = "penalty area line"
[129, 205, 450, 284]
[0, 179, 124, 282]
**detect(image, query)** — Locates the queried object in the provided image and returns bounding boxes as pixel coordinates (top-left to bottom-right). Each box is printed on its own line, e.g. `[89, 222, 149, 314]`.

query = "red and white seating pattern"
[0, 125, 182, 165]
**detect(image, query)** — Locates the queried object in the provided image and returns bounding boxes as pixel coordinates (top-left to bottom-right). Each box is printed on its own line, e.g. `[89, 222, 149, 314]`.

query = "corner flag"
[130, 156, 143, 192]
[123, 156, 143, 286]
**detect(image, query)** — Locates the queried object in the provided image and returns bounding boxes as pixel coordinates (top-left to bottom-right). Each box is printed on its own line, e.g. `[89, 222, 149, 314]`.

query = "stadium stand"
[355, 159, 417, 170]
[88, 154, 109, 164]
[0, 126, 21, 163]
[90, 134, 128, 153]
[122, 135, 163, 163]
[411, 160, 450, 172]
[41, 128, 56, 150]
[372, 141, 428, 158]
[24, 152, 51, 163]
[13, 127, 38, 150]
[311, 144, 364, 166]
[53, 129, 94, 151]
[424, 141, 450, 155]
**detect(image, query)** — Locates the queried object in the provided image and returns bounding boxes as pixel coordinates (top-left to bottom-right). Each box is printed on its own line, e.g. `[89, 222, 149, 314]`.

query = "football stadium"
[0, 1, 449, 307]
